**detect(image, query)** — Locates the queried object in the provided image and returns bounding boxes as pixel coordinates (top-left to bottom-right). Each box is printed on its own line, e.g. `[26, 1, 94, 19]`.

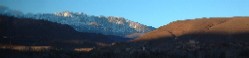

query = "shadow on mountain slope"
[1, 15, 249, 58]
[90, 31, 249, 58]
[0, 15, 131, 48]
[90, 17, 249, 58]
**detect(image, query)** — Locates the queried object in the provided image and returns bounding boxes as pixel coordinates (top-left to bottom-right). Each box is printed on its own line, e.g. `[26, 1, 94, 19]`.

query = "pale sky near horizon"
[1, 0, 249, 28]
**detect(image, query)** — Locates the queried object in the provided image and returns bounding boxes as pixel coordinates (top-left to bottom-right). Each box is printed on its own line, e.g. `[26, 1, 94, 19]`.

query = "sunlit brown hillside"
[134, 17, 249, 41]
[91, 17, 249, 58]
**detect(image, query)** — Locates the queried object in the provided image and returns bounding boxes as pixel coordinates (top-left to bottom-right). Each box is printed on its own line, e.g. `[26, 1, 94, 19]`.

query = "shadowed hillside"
[90, 17, 249, 58]
[0, 15, 131, 49]
[0, 15, 134, 58]
[1, 15, 249, 58]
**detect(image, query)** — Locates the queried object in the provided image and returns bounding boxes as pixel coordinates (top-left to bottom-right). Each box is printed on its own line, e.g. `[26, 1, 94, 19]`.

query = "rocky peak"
[0, 7, 155, 38]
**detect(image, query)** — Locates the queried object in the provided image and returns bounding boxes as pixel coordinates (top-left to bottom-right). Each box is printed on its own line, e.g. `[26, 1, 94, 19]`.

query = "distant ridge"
[0, 6, 155, 38]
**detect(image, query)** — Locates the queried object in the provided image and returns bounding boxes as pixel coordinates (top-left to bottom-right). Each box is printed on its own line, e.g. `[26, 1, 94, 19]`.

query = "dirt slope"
[134, 17, 249, 41]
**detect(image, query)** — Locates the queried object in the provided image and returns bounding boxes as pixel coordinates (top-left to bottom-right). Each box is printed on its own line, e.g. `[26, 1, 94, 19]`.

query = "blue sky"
[0, 0, 249, 28]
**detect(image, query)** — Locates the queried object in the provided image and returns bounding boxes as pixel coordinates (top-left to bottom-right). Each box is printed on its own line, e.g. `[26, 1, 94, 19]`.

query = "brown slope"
[133, 17, 249, 41]
[89, 17, 249, 58]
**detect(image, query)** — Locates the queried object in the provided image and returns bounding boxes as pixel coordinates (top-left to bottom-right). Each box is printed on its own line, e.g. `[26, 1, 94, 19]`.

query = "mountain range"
[1, 6, 249, 58]
[0, 6, 155, 38]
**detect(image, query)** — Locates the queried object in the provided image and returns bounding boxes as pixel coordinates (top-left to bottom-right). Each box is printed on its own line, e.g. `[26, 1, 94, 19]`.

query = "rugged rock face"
[90, 17, 249, 58]
[0, 6, 155, 38]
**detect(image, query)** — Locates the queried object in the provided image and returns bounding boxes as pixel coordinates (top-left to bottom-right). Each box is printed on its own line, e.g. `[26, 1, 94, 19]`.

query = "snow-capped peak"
[54, 11, 73, 17]
[0, 6, 156, 37]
